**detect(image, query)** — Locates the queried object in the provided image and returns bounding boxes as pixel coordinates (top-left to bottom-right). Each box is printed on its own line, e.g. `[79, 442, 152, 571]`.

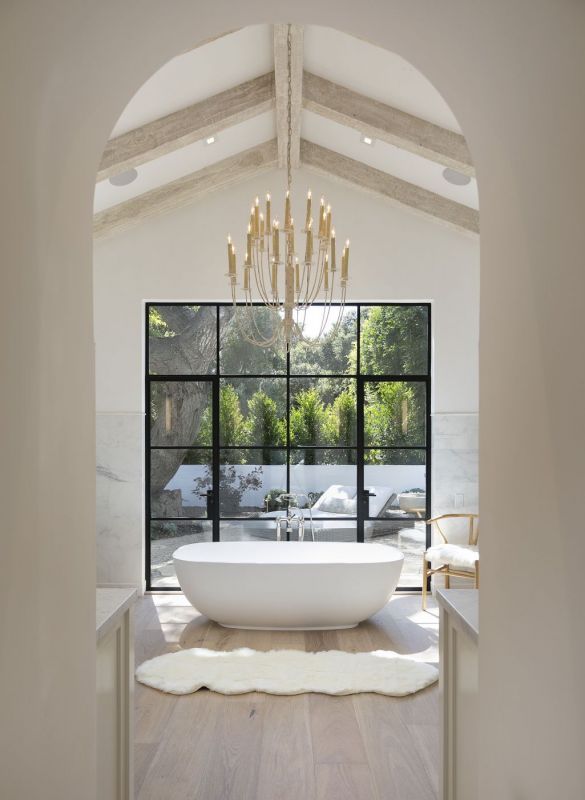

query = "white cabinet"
[437, 589, 479, 800]
[96, 588, 136, 800]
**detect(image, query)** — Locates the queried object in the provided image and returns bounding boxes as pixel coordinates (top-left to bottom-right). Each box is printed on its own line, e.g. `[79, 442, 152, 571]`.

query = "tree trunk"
[148, 306, 218, 511]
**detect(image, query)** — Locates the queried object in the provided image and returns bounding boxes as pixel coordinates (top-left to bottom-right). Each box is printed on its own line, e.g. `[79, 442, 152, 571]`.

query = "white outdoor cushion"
[312, 485, 357, 515]
[426, 543, 479, 570]
[365, 486, 396, 518]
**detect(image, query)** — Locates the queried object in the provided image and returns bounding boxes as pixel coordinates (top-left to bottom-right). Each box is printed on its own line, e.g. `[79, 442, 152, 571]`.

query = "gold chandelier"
[225, 25, 350, 350]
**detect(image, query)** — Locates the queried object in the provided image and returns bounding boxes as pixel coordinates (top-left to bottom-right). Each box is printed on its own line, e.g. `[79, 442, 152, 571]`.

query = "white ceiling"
[304, 27, 462, 133]
[96, 25, 476, 217]
[111, 25, 274, 137]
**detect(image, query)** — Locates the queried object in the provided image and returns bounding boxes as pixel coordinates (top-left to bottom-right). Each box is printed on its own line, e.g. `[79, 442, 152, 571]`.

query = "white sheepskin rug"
[426, 543, 479, 569]
[135, 648, 438, 697]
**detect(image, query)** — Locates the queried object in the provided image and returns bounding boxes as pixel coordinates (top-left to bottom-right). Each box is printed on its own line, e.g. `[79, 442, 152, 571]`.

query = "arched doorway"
[2, 3, 584, 798]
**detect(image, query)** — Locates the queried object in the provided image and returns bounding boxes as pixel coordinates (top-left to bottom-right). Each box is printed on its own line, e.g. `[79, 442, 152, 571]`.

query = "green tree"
[351, 305, 428, 375]
[290, 388, 334, 463]
[220, 306, 286, 375]
[218, 383, 247, 447]
[364, 382, 425, 464]
[291, 310, 357, 376]
[244, 390, 286, 462]
[331, 389, 357, 450]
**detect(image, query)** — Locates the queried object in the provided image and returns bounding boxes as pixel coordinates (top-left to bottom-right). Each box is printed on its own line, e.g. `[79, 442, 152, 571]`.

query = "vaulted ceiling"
[94, 25, 479, 238]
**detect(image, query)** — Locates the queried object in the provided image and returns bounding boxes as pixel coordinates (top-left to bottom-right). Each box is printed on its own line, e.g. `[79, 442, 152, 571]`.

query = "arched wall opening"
[93, 25, 480, 594]
[1, 3, 584, 799]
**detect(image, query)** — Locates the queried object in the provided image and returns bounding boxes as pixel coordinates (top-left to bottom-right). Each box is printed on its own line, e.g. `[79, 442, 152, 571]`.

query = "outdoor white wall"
[2, 3, 585, 799]
[167, 463, 426, 510]
[93, 169, 479, 588]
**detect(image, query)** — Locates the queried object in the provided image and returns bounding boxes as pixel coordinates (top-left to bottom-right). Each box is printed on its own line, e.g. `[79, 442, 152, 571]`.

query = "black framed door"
[357, 376, 432, 577]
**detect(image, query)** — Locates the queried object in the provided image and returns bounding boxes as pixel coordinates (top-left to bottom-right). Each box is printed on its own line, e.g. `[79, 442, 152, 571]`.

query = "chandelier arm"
[253, 259, 271, 306]
[251, 265, 269, 306]
[306, 249, 327, 305]
[254, 245, 278, 309]
[300, 261, 312, 301]
[303, 252, 320, 305]
[235, 304, 281, 348]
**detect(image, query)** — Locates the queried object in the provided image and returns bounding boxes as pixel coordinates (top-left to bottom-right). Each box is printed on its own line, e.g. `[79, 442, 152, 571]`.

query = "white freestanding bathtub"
[173, 541, 404, 630]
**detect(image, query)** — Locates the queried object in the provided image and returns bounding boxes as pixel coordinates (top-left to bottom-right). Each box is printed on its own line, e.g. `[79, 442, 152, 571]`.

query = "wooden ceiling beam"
[303, 71, 474, 177]
[94, 140, 278, 239]
[273, 24, 303, 171]
[300, 139, 479, 235]
[97, 72, 275, 182]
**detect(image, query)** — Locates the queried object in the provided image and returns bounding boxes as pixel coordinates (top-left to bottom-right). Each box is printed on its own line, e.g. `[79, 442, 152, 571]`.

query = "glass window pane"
[148, 305, 217, 375]
[150, 520, 212, 588]
[150, 380, 211, 447]
[360, 305, 428, 375]
[219, 449, 287, 517]
[220, 518, 279, 542]
[220, 306, 286, 374]
[309, 520, 357, 542]
[219, 378, 286, 447]
[364, 381, 426, 447]
[150, 449, 211, 518]
[290, 306, 357, 375]
[220, 518, 357, 543]
[290, 448, 357, 514]
[365, 520, 426, 588]
[364, 448, 426, 520]
[290, 378, 356, 447]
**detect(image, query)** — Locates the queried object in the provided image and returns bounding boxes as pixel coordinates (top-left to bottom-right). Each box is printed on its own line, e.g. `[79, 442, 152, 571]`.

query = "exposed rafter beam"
[273, 24, 303, 171]
[97, 73, 275, 182]
[94, 140, 278, 239]
[300, 140, 479, 235]
[303, 71, 474, 177]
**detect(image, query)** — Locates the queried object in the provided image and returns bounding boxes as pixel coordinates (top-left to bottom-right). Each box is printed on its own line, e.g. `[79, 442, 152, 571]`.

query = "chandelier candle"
[223, 23, 350, 349]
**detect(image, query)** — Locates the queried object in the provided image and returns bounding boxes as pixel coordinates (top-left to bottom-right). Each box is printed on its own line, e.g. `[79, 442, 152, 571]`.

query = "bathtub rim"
[173, 540, 405, 567]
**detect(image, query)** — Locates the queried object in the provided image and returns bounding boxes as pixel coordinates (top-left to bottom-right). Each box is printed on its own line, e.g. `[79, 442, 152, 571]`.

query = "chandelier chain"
[286, 24, 293, 192]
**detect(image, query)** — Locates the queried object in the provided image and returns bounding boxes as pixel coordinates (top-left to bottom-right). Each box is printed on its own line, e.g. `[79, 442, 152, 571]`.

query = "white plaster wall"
[93, 169, 479, 589]
[94, 168, 479, 414]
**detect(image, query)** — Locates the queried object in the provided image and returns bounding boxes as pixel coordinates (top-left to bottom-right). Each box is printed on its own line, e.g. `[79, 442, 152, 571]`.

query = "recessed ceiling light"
[360, 134, 375, 146]
[205, 135, 217, 145]
[109, 168, 138, 187]
[442, 167, 471, 186]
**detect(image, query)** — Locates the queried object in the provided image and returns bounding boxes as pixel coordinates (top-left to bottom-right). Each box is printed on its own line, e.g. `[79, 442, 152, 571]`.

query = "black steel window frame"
[145, 302, 432, 592]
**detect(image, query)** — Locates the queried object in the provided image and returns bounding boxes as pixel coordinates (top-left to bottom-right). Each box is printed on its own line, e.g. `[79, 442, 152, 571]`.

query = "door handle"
[199, 489, 214, 516]
[362, 490, 376, 519]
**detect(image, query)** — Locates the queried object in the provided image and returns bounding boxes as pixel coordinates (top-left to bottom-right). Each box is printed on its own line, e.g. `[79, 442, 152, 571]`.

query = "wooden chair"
[422, 513, 479, 609]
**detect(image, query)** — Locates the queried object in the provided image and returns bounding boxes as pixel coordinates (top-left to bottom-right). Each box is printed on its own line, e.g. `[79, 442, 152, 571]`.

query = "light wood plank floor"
[134, 593, 439, 800]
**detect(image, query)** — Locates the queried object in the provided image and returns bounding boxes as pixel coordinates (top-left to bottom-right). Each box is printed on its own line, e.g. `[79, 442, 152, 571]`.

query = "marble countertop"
[96, 587, 137, 643]
[436, 588, 479, 644]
